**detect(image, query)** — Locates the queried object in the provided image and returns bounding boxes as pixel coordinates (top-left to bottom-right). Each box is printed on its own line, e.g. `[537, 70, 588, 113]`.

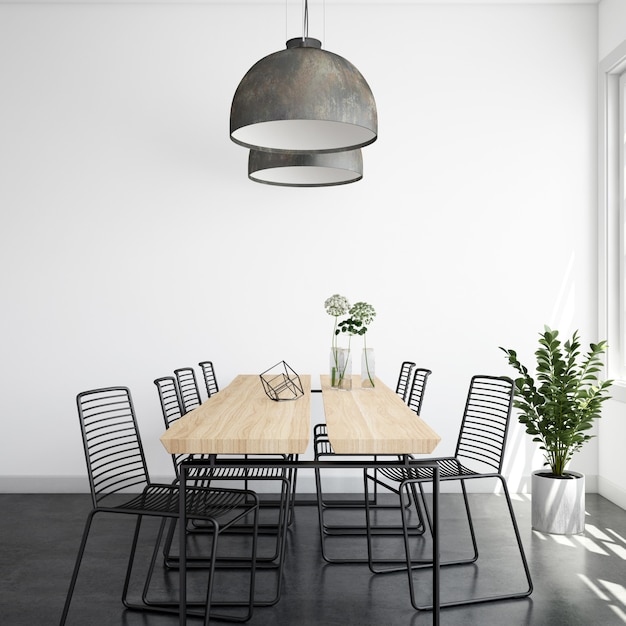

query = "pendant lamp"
[248, 148, 363, 187]
[230, 34, 377, 154]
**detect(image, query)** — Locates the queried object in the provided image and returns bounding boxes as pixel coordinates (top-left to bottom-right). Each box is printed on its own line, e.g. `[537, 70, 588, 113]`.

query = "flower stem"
[338, 337, 351, 384]
[331, 317, 340, 386]
[363, 334, 374, 387]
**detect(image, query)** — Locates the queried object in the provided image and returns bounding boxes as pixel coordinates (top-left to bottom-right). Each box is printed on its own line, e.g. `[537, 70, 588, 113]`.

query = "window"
[599, 41, 626, 398]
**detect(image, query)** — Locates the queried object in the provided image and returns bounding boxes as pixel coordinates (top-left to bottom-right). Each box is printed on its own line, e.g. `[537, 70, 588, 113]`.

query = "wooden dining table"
[160, 374, 311, 455]
[160, 373, 442, 625]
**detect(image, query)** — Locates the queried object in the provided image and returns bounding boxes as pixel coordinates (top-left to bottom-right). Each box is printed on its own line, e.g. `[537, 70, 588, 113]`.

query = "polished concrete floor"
[1, 492, 626, 625]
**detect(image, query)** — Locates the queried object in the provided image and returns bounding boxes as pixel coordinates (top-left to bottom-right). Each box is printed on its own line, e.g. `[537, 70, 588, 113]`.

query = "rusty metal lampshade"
[248, 148, 363, 187]
[230, 37, 377, 154]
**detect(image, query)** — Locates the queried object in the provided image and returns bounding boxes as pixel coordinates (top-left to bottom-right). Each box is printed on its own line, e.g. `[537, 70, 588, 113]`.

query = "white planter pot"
[531, 470, 585, 535]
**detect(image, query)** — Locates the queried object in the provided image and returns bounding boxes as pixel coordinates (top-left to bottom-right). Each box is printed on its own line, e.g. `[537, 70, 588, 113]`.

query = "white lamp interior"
[232, 120, 376, 153]
[250, 165, 362, 186]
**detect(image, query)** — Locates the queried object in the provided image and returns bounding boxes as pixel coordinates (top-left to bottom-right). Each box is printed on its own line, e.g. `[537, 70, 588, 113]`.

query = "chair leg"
[210, 500, 260, 623]
[158, 479, 289, 609]
[316, 464, 424, 565]
[364, 472, 431, 574]
[141, 517, 171, 607]
[315, 465, 385, 564]
[121, 515, 148, 609]
[61, 512, 207, 622]
[400, 480, 426, 611]
[215, 475, 289, 578]
[161, 516, 178, 566]
[287, 465, 298, 526]
[417, 482, 432, 534]
[166, 475, 289, 568]
[402, 477, 533, 610]
[202, 521, 220, 626]
[364, 469, 427, 533]
[458, 479, 479, 564]
[411, 479, 478, 567]
[59, 510, 97, 625]
[409, 481, 427, 533]
[199, 503, 259, 623]
[124, 516, 208, 618]
[315, 454, 378, 511]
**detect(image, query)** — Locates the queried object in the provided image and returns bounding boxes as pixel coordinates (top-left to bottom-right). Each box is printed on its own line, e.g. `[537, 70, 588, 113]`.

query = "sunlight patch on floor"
[551, 534, 576, 547]
[573, 535, 609, 555]
[585, 524, 613, 541]
[608, 605, 626, 623]
[578, 574, 610, 601]
[604, 542, 626, 560]
[600, 580, 626, 606]
[607, 528, 626, 545]
[509, 493, 528, 502]
[534, 522, 626, 558]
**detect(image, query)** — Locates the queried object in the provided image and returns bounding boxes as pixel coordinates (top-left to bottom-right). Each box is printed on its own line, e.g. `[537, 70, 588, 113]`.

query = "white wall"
[599, 0, 626, 59]
[0, 1, 599, 493]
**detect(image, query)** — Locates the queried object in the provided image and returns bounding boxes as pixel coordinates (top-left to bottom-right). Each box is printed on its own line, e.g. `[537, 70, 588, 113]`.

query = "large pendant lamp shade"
[248, 148, 363, 187]
[230, 37, 377, 154]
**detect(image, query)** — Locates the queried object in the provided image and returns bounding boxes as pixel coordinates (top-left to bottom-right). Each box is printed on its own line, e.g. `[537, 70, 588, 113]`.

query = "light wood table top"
[160, 374, 311, 455]
[320, 374, 441, 455]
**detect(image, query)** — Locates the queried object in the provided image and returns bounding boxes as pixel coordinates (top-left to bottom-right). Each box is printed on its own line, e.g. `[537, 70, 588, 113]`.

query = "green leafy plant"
[500, 326, 612, 476]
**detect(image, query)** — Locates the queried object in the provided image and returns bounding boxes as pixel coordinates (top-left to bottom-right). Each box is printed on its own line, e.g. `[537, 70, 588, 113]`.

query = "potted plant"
[500, 326, 612, 534]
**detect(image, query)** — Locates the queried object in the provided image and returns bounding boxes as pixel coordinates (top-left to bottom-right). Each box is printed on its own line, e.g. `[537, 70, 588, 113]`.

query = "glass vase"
[361, 348, 375, 388]
[330, 347, 352, 390]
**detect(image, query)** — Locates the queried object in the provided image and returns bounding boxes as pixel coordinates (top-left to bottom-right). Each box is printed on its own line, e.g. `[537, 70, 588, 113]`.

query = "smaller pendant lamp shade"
[230, 38, 377, 154]
[248, 149, 363, 187]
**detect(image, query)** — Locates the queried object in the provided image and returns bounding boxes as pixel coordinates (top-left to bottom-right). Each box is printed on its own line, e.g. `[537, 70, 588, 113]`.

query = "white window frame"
[599, 40, 626, 402]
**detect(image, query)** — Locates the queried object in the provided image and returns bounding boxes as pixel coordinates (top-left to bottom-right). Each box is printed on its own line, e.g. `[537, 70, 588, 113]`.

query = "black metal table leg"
[179, 466, 187, 626]
[432, 464, 440, 625]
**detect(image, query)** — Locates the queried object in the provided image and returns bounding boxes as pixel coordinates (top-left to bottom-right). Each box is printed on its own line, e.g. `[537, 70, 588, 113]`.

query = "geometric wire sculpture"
[260, 360, 304, 401]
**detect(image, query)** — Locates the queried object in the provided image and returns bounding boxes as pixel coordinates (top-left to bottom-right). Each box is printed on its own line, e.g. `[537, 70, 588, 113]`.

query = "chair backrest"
[455, 375, 514, 473]
[154, 376, 183, 427]
[76, 387, 150, 507]
[198, 361, 219, 397]
[154, 376, 187, 474]
[174, 367, 202, 414]
[395, 361, 416, 402]
[407, 368, 432, 415]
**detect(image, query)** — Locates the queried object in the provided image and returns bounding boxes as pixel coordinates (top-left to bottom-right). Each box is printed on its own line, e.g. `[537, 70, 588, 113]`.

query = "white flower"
[350, 302, 376, 327]
[325, 294, 350, 317]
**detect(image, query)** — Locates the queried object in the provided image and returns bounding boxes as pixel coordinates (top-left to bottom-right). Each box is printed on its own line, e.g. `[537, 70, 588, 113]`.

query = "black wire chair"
[174, 367, 203, 414]
[154, 376, 293, 607]
[199, 361, 220, 397]
[314, 366, 431, 563]
[364, 375, 533, 609]
[60, 386, 259, 625]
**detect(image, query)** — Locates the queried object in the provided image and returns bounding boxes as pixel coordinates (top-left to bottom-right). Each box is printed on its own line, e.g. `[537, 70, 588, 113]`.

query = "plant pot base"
[531, 470, 585, 534]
